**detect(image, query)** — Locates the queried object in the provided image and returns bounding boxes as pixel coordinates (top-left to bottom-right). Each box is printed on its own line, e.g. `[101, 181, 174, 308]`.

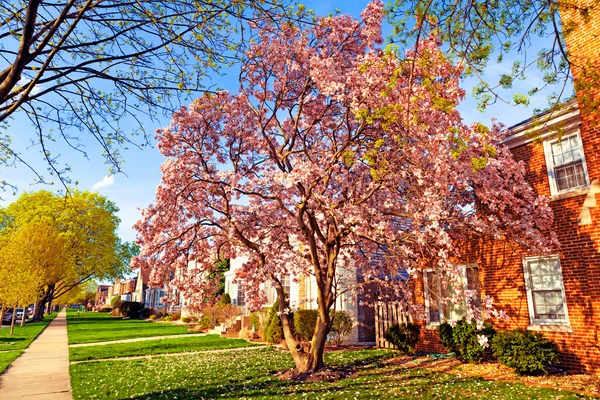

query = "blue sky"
[0, 0, 571, 247]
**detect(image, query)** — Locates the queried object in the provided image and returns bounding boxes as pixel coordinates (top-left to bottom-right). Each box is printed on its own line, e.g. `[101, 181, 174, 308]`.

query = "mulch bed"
[386, 355, 600, 397]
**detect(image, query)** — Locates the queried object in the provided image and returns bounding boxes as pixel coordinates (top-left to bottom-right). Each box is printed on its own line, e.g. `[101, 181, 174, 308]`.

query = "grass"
[0, 311, 58, 373]
[0, 350, 22, 374]
[69, 334, 258, 361]
[70, 348, 595, 399]
[66, 310, 197, 344]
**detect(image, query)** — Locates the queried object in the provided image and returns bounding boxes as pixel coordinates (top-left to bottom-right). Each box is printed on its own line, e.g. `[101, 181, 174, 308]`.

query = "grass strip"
[0, 311, 59, 352]
[0, 350, 23, 374]
[66, 310, 196, 345]
[69, 334, 257, 361]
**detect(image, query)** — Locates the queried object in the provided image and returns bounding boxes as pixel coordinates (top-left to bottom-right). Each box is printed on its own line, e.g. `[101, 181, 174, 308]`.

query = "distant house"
[94, 285, 111, 309]
[224, 256, 376, 345]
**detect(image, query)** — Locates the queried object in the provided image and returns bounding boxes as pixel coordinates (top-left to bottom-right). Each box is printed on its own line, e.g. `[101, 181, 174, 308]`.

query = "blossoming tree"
[134, 0, 557, 373]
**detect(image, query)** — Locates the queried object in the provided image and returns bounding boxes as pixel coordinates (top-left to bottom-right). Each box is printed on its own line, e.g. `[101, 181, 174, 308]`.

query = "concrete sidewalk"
[0, 308, 72, 399]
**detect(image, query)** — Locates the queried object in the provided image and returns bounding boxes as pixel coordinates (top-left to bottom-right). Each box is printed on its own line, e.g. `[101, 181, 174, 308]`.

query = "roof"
[501, 99, 580, 149]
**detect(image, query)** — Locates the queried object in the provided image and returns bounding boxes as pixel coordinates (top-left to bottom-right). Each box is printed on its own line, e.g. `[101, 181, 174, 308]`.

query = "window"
[523, 255, 569, 325]
[424, 265, 480, 324]
[544, 132, 589, 195]
[237, 284, 245, 306]
[282, 274, 291, 297]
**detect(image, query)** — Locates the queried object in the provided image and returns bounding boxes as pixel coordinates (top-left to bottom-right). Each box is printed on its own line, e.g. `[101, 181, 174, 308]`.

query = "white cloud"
[92, 175, 115, 190]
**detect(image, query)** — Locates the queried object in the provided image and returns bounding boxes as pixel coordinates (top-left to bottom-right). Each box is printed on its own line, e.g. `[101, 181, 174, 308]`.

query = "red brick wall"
[409, 1, 600, 373]
[413, 133, 600, 373]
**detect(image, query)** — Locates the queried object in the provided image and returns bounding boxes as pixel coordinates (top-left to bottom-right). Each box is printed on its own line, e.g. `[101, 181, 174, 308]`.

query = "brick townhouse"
[414, 1, 600, 373]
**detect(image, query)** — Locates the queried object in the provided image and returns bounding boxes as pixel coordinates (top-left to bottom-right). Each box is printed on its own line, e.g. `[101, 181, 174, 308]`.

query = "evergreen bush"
[293, 309, 318, 342]
[438, 319, 495, 363]
[384, 322, 421, 354]
[492, 329, 558, 375]
[264, 299, 285, 344]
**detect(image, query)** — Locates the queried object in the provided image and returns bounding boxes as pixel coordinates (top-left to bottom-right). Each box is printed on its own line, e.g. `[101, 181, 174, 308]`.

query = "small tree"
[328, 311, 354, 346]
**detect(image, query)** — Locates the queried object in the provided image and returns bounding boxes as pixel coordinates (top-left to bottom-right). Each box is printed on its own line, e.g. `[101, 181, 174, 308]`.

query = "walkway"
[0, 308, 71, 399]
[69, 332, 207, 347]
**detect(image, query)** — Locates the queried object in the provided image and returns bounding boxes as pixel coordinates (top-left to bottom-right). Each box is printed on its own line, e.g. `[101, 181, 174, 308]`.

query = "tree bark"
[20, 305, 26, 326]
[32, 283, 54, 321]
[9, 304, 17, 336]
[45, 284, 55, 314]
[0, 308, 4, 330]
[275, 282, 332, 374]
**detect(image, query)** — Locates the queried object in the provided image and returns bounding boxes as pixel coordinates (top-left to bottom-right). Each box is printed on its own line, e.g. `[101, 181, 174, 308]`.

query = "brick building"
[413, 1, 600, 373]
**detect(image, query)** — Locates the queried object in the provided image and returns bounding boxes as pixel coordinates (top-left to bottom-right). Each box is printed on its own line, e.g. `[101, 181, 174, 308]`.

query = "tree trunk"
[46, 297, 53, 314]
[275, 284, 332, 374]
[20, 305, 26, 326]
[9, 305, 17, 336]
[45, 283, 56, 315]
[0, 308, 4, 330]
[32, 298, 45, 322]
[32, 283, 55, 322]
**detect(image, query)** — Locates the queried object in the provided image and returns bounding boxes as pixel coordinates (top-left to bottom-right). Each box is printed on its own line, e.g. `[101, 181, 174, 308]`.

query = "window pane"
[555, 161, 585, 191]
[426, 272, 440, 323]
[527, 256, 567, 322]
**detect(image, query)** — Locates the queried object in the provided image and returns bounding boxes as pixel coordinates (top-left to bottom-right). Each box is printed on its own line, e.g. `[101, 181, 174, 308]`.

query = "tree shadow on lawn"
[0, 337, 26, 346]
[120, 353, 488, 400]
[120, 366, 487, 400]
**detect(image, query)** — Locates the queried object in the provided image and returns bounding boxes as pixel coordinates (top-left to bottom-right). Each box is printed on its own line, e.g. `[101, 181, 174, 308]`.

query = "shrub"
[110, 296, 122, 307]
[294, 309, 318, 342]
[139, 308, 151, 319]
[99, 307, 112, 313]
[238, 327, 253, 339]
[120, 301, 142, 318]
[438, 319, 495, 363]
[220, 293, 231, 305]
[149, 314, 157, 320]
[329, 310, 353, 346]
[492, 330, 559, 375]
[263, 299, 285, 344]
[163, 315, 173, 322]
[198, 315, 212, 329]
[438, 321, 454, 349]
[181, 316, 192, 323]
[384, 323, 421, 354]
[219, 304, 241, 329]
[111, 299, 125, 313]
[171, 311, 181, 321]
[249, 308, 269, 333]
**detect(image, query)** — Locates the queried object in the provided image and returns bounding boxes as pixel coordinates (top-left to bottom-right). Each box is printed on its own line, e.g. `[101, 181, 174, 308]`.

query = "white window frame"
[523, 255, 570, 326]
[423, 264, 477, 325]
[543, 131, 590, 196]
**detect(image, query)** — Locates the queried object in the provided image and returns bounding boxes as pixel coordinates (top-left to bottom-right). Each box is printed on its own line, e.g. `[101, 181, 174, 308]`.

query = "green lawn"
[70, 348, 594, 399]
[0, 311, 58, 373]
[66, 310, 197, 344]
[0, 350, 22, 374]
[69, 334, 258, 361]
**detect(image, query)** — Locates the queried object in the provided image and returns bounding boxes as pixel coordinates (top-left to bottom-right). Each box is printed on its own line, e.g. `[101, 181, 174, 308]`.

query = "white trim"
[543, 131, 590, 196]
[522, 255, 570, 326]
[502, 100, 580, 149]
[527, 324, 573, 333]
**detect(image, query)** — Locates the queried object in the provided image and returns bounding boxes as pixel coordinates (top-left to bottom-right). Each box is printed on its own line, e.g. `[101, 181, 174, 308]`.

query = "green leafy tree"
[386, 0, 598, 114]
[0, 190, 130, 320]
[0, 221, 65, 333]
